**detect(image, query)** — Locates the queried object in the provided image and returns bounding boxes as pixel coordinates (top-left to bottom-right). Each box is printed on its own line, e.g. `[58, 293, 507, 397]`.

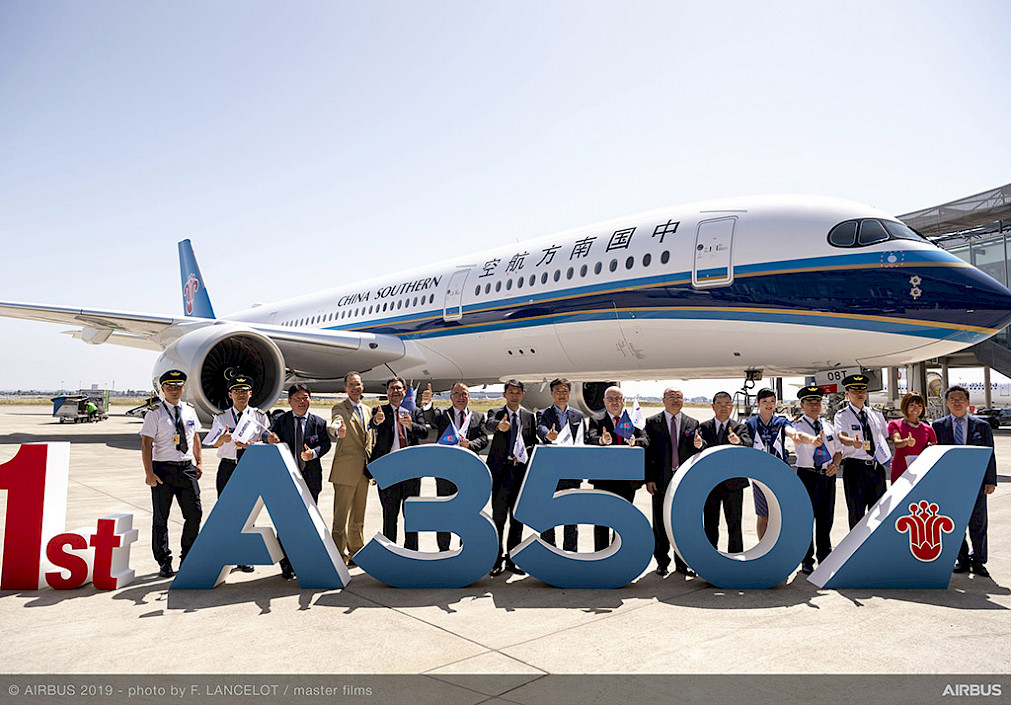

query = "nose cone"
[958, 267, 1011, 334]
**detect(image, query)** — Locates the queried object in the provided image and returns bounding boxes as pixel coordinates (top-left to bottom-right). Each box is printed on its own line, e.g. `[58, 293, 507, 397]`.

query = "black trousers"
[703, 485, 745, 554]
[540, 478, 580, 552]
[842, 458, 886, 529]
[590, 480, 638, 552]
[798, 467, 836, 565]
[150, 460, 202, 568]
[651, 479, 689, 572]
[215, 458, 237, 497]
[959, 489, 989, 565]
[491, 461, 527, 562]
[379, 478, 422, 551]
[435, 477, 457, 551]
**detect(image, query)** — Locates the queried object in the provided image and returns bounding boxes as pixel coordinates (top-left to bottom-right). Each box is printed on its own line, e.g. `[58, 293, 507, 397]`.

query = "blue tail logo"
[178, 239, 215, 318]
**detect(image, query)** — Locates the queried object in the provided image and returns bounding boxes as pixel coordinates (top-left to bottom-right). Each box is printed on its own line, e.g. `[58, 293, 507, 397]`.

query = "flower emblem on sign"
[895, 500, 954, 562]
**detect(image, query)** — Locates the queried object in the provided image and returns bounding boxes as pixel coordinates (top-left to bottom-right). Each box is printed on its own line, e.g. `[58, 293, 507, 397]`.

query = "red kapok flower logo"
[895, 500, 954, 562]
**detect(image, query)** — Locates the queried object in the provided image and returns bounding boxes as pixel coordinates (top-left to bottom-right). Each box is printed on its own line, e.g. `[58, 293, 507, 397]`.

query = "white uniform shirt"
[834, 404, 891, 463]
[793, 415, 841, 468]
[140, 401, 202, 462]
[205, 407, 270, 460]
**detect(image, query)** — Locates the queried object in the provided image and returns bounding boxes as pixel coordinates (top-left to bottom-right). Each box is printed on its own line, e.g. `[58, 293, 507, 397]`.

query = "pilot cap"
[159, 370, 187, 386]
[842, 374, 869, 391]
[798, 385, 825, 401]
[229, 376, 254, 392]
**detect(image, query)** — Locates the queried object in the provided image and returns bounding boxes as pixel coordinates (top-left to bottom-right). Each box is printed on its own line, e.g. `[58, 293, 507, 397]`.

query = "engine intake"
[153, 324, 285, 419]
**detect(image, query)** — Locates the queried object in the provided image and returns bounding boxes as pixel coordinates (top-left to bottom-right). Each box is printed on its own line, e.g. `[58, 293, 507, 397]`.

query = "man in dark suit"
[535, 377, 585, 551]
[484, 379, 538, 576]
[644, 386, 705, 576]
[697, 391, 752, 554]
[422, 381, 489, 551]
[586, 385, 648, 552]
[369, 377, 429, 551]
[932, 384, 998, 578]
[267, 383, 332, 579]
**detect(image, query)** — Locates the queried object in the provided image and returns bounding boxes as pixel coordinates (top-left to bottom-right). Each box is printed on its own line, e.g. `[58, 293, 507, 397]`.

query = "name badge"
[863, 441, 871, 452]
[172, 434, 180, 446]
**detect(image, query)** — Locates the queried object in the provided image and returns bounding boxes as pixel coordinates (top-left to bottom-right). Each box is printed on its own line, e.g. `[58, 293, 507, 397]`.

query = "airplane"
[3, 194, 1011, 421]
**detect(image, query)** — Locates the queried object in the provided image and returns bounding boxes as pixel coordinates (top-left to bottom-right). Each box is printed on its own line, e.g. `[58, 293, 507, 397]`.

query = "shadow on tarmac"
[2, 566, 988, 616]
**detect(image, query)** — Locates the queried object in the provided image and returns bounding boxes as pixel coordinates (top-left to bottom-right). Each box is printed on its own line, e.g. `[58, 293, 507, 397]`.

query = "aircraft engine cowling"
[520, 380, 617, 416]
[152, 324, 286, 419]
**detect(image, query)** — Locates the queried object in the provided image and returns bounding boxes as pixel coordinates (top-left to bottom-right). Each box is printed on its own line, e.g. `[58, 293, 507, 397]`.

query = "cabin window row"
[472, 250, 671, 297]
[281, 293, 438, 327]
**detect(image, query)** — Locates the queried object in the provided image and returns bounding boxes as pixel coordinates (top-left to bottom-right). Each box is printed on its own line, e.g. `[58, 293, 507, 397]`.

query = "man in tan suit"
[328, 371, 374, 567]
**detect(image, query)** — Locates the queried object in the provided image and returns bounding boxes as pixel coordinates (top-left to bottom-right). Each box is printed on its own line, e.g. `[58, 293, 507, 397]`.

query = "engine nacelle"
[520, 380, 617, 416]
[153, 324, 286, 419]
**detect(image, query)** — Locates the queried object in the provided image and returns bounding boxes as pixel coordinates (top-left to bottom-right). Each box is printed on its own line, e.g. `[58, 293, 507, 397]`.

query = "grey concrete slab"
[0, 404, 1008, 679]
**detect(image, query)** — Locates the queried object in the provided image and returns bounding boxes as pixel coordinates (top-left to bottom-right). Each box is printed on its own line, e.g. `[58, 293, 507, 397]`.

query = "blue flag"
[614, 409, 635, 441]
[438, 423, 460, 446]
[401, 383, 417, 413]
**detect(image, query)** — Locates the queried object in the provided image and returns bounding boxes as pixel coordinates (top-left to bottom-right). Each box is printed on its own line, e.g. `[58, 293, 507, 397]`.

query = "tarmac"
[0, 403, 1008, 703]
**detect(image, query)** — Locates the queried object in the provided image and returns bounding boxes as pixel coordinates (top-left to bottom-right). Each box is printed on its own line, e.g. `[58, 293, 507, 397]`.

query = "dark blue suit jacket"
[536, 405, 584, 444]
[270, 410, 331, 500]
[931, 414, 997, 488]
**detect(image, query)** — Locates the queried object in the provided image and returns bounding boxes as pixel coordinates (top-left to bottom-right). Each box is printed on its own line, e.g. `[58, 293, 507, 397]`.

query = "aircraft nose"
[962, 271, 1011, 333]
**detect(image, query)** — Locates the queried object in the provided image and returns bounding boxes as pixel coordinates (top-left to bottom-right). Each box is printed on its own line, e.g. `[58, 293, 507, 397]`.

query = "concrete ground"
[0, 404, 1008, 678]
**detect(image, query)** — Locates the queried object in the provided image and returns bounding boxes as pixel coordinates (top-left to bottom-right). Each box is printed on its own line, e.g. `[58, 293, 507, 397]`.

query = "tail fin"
[178, 239, 216, 318]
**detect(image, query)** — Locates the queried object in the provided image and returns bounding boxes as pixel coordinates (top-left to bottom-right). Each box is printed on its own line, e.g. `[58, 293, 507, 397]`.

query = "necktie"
[396, 408, 407, 448]
[717, 422, 726, 444]
[295, 416, 305, 470]
[670, 415, 679, 469]
[858, 409, 873, 454]
[508, 411, 518, 454]
[173, 406, 188, 454]
[954, 417, 964, 445]
[459, 409, 465, 429]
[356, 405, 365, 430]
[613, 416, 624, 445]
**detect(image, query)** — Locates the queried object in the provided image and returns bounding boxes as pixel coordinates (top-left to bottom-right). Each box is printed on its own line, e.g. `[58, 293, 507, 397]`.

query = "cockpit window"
[828, 221, 857, 247]
[828, 218, 928, 248]
[857, 219, 888, 245]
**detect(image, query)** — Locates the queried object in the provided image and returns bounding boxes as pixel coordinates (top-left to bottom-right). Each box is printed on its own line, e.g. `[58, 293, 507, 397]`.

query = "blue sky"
[1, 1, 1009, 393]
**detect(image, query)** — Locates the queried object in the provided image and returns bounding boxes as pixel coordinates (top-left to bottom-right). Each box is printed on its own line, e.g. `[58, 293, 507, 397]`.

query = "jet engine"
[520, 380, 617, 416]
[152, 324, 286, 419]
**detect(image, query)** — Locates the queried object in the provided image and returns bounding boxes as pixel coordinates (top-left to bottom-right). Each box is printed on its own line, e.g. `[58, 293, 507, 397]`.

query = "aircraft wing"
[0, 300, 414, 375]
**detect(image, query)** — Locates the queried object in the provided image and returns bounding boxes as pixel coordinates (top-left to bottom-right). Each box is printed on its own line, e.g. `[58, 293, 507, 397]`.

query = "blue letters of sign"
[666, 446, 813, 589]
[511, 446, 654, 588]
[172, 444, 349, 589]
[811, 445, 990, 589]
[354, 445, 499, 588]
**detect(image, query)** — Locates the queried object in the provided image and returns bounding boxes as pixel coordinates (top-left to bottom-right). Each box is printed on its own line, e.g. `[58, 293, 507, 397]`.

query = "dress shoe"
[158, 564, 175, 578]
[801, 563, 814, 575]
[971, 563, 991, 578]
[489, 561, 505, 577]
[952, 559, 970, 574]
[280, 563, 295, 580]
[505, 562, 526, 576]
[655, 565, 669, 577]
[346, 559, 357, 569]
[674, 564, 696, 577]
[238, 564, 254, 573]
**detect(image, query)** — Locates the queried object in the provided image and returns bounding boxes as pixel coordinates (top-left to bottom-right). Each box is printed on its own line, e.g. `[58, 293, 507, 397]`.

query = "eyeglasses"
[604, 396, 624, 402]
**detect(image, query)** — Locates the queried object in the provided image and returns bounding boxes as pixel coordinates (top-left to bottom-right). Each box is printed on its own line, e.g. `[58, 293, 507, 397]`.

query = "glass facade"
[941, 233, 1011, 346]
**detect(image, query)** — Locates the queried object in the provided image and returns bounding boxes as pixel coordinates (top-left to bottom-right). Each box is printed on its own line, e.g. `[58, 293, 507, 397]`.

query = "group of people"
[139, 370, 997, 582]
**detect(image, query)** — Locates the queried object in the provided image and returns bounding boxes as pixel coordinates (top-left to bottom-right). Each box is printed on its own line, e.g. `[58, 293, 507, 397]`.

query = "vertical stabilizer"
[178, 239, 215, 318]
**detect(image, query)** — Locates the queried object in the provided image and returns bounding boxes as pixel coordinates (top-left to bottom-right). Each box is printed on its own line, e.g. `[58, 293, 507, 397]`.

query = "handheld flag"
[513, 431, 528, 464]
[555, 421, 573, 446]
[401, 383, 417, 413]
[438, 423, 460, 446]
[614, 409, 635, 441]
[631, 398, 645, 430]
